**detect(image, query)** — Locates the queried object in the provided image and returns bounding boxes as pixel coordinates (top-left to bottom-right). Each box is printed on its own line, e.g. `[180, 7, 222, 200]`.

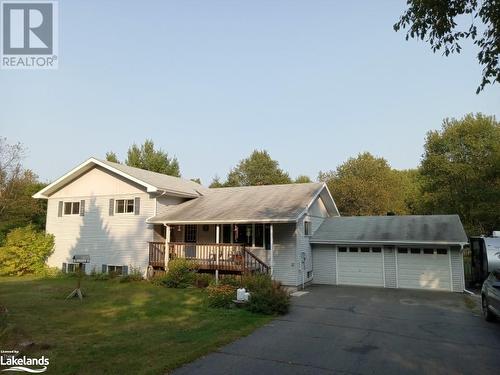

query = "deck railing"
[148, 242, 269, 274]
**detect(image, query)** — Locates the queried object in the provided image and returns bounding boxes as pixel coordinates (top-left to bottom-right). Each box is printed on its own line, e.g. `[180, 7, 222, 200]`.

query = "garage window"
[423, 249, 434, 255]
[437, 248, 448, 255]
[398, 248, 408, 254]
[349, 247, 359, 252]
[372, 247, 381, 253]
[360, 247, 370, 253]
[338, 247, 347, 252]
[410, 248, 421, 254]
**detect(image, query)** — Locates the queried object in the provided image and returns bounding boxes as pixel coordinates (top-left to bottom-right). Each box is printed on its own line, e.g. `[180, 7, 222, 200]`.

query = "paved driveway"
[174, 285, 500, 375]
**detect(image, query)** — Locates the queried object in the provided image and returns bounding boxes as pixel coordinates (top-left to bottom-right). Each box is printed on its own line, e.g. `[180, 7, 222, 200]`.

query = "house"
[34, 157, 468, 292]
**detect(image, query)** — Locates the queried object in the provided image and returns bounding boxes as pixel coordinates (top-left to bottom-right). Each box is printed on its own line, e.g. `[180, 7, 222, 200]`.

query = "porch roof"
[147, 183, 327, 224]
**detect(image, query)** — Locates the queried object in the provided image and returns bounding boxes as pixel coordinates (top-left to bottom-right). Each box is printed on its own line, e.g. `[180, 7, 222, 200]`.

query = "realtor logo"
[1, 1, 58, 69]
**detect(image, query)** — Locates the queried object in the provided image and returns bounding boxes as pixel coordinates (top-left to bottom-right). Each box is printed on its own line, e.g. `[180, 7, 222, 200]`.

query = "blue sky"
[1, 1, 499, 185]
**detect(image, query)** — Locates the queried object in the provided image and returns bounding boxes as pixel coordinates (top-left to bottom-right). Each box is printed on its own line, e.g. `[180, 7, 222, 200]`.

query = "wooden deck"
[148, 242, 269, 274]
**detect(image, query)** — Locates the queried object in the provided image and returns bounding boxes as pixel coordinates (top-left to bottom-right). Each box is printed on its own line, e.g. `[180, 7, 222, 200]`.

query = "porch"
[149, 223, 275, 275]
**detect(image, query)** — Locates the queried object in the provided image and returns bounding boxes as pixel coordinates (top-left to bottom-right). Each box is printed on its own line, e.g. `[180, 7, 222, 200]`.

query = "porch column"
[215, 224, 220, 284]
[270, 224, 274, 277]
[165, 224, 171, 270]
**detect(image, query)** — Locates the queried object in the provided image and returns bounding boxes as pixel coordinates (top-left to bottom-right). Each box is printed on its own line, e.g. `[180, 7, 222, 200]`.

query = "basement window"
[64, 201, 80, 215]
[107, 265, 124, 275]
[116, 199, 134, 214]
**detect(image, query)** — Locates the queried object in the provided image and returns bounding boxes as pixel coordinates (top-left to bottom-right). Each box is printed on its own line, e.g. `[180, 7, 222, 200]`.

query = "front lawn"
[0, 276, 271, 374]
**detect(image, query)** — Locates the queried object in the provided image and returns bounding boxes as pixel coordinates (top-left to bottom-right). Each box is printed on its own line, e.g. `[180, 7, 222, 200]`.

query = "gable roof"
[148, 183, 337, 224]
[311, 215, 468, 246]
[33, 157, 206, 199]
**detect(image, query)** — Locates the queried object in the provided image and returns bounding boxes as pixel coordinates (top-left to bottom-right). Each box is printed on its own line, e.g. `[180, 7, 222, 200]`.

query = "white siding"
[450, 248, 464, 292]
[384, 248, 397, 288]
[273, 223, 298, 286]
[312, 245, 336, 284]
[397, 250, 451, 291]
[337, 250, 384, 287]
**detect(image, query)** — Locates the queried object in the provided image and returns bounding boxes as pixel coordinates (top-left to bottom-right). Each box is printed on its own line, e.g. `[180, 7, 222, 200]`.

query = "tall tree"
[220, 150, 292, 187]
[294, 175, 312, 183]
[0, 138, 46, 243]
[394, 0, 500, 93]
[319, 152, 409, 216]
[113, 139, 181, 176]
[419, 113, 500, 235]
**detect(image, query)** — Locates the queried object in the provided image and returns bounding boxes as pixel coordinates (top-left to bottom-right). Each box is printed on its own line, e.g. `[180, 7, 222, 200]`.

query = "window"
[398, 248, 408, 254]
[307, 270, 313, 278]
[349, 247, 359, 252]
[234, 224, 252, 246]
[437, 249, 448, 255]
[185, 225, 197, 242]
[202, 225, 209, 232]
[64, 201, 80, 215]
[304, 221, 311, 236]
[372, 247, 382, 253]
[254, 224, 264, 247]
[360, 247, 370, 253]
[66, 263, 84, 273]
[107, 265, 124, 275]
[423, 249, 434, 255]
[338, 247, 347, 252]
[116, 199, 134, 214]
[410, 248, 421, 254]
[222, 224, 232, 244]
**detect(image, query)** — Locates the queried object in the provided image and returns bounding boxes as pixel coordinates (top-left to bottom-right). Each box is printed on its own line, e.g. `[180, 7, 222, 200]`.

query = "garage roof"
[311, 215, 468, 246]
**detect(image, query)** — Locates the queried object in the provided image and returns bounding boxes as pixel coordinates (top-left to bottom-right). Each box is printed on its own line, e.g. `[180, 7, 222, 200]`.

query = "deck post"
[215, 224, 220, 284]
[165, 224, 171, 270]
[270, 224, 274, 277]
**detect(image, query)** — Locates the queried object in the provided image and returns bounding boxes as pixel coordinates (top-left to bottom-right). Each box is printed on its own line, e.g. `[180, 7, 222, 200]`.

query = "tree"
[294, 175, 312, 183]
[190, 178, 202, 184]
[0, 225, 54, 275]
[319, 152, 409, 216]
[105, 151, 119, 163]
[219, 150, 292, 187]
[0, 138, 46, 243]
[209, 176, 224, 188]
[108, 139, 181, 176]
[394, 0, 500, 93]
[419, 113, 500, 235]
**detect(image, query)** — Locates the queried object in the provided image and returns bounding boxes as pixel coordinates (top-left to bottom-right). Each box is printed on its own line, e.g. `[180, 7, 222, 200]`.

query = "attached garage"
[310, 215, 468, 292]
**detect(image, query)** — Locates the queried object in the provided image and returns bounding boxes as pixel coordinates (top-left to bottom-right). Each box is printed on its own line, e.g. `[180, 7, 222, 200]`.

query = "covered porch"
[148, 223, 275, 275]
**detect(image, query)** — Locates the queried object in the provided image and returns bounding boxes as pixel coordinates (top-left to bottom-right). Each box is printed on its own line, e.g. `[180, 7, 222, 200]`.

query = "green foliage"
[394, 0, 499, 93]
[319, 152, 410, 216]
[163, 259, 198, 288]
[242, 274, 290, 315]
[217, 150, 292, 187]
[90, 268, 111, 281]
[420, 113, 500, 235]
[125, 139, 180, 176]
[194, 273, 213, 288]
[0, 225, 54, 276]
[0, 138, 47, 244]
[217, 275, 242, 288]
[105, 151, 119, 163]
[119, 267, 144, 283]
[206, 284, 236, 308]
[294, 175, 312, 183]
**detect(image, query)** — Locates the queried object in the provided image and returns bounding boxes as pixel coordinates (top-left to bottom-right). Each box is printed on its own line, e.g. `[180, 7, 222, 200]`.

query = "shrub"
[90, 268, 110, 281]
[120, 267, 143, 283]
[217, 275, 242, 288]
[206, 284, 236, 308]
[163, 259, 198, 288]
[0, 225, 54, 276]
[242, 274, 290, 315]
[194, 273, 213, 288]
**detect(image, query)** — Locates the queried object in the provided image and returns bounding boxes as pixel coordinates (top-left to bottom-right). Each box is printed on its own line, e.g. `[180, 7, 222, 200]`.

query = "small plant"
[163, 259, 199, 288]
[216, 275, 242, 288]
[206, 284, 236, 308]
[242, 274, 290, 315]
[194, 273, 213, 288]
[90, 268, 110, 281]
[120, 267, 144, 283]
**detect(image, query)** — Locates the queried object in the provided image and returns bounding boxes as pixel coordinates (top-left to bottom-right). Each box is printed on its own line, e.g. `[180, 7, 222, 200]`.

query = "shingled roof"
[148, 183, 337, 224]
[311, 215, 468, 245]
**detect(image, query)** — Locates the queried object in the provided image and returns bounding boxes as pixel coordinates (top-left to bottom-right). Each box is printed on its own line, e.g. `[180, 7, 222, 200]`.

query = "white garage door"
[337, 247, 384, 287]
[397, 248, 451, 291]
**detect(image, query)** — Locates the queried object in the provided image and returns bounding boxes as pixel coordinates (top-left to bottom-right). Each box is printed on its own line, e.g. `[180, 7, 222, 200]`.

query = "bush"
[206, 284, 236, 308]
[163, 259, 198, 288]
[0, 225, 54, 276]
[216, 275, 242, 288]
[194, 273, 213, 288]
[90, 268, 110, 281]
[120, 267, 143, 283]
[242, 274, 290, 315]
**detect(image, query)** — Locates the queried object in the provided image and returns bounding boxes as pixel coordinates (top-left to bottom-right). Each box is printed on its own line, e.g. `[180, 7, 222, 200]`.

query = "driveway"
[174, 285, 500, 375]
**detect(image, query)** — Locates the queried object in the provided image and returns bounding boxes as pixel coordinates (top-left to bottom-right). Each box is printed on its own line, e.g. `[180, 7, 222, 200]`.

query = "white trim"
[395, 247, 399, 288]
[335, 246, 338, 285]
[114, 198, 135, 215]
[62, 201, 80, 216]
[382, 247, 386, 288]
[297, 184, 339, 221]
[311, 239, 468, 246]
[448, 246, 453, 292]
[270, 224, 274, 277]
[147, 218, 296, 225]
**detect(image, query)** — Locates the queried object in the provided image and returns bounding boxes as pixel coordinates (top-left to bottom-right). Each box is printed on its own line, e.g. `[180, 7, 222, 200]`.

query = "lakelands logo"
[0, 0, 58, 69]
[0, 351, 49, 373]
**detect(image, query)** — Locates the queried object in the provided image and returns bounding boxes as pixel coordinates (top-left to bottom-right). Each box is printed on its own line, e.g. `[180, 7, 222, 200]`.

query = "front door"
[184, 225, 197, 258]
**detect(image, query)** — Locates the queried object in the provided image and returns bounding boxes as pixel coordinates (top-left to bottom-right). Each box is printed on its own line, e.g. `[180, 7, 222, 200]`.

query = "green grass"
[0, 276, 272, 374]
